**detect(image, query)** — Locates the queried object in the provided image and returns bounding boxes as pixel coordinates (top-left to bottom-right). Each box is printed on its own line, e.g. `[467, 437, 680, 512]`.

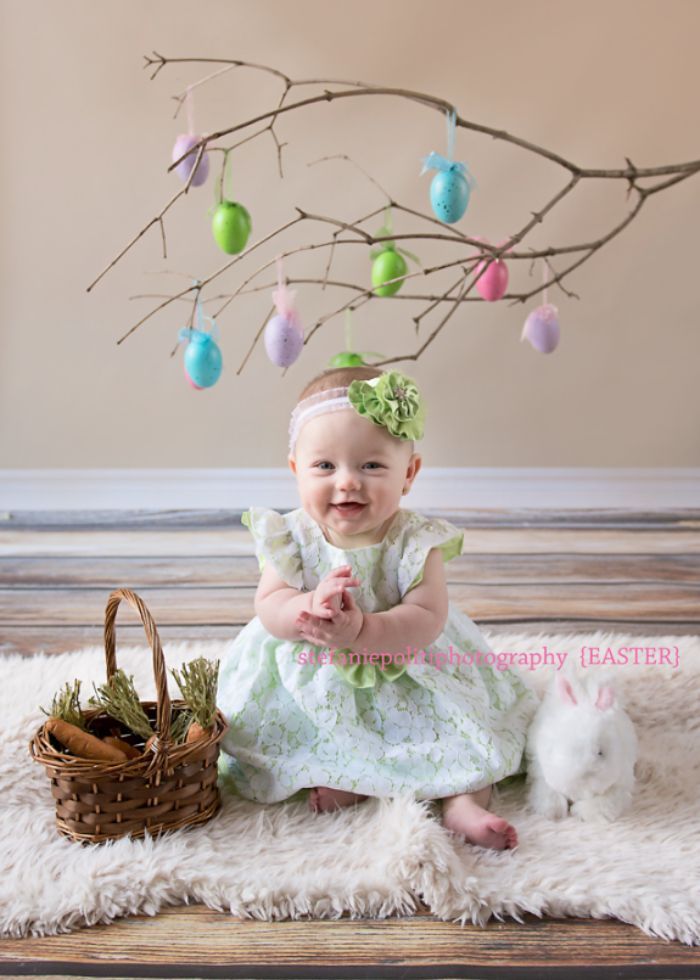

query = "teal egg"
[430, 169, 470, 223]
[183, 331, 222, 388]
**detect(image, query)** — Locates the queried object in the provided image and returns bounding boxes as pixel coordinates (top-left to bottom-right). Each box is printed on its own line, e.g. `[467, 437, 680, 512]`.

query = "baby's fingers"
[326, 566, 360, 584]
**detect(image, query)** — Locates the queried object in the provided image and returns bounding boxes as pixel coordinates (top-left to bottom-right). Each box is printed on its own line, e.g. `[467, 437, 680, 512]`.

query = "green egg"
[329, 351, 366, 367]
[371, 248, 407, 297]
[212, 200, 252, 254]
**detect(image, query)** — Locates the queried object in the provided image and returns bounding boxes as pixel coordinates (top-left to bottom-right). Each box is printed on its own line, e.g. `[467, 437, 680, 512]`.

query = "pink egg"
[475, 258, 509, 301]
[264, 312, 304, 367]
[521, 304, 560, 353]
[172, 134, 210, 186]
[473, 237, 510, 301]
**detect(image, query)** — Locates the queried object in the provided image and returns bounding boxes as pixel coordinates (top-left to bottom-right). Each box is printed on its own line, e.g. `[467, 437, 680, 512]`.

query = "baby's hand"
[310, 566, 360, 620]
[297, 587, 364, 650]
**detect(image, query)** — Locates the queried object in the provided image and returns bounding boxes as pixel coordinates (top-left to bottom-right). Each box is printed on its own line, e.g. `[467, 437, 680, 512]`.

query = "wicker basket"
[29, 588, 229, 844]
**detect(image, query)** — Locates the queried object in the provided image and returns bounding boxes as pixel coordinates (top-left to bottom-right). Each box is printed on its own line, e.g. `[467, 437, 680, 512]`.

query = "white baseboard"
[0, 468, 698, 510]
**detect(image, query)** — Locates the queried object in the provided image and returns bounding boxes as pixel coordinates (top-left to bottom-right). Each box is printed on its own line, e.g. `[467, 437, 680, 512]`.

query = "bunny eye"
[597, 749, 605, 757]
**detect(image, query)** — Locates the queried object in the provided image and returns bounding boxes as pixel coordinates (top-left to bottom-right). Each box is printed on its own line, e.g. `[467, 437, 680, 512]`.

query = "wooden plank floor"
[1, 507, 699, 979]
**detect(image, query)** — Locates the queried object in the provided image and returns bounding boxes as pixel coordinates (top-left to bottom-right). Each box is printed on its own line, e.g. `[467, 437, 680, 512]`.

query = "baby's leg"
[440, 785, 518, 850]
[309, 787, 369, 813]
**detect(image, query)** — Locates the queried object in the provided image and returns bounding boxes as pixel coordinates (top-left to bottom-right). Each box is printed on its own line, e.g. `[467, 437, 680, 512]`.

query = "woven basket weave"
[29, 588, 229, 844]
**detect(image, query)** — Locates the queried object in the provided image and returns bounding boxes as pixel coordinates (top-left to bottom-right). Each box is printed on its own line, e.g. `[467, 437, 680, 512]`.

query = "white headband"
[288, 386, 354, 456]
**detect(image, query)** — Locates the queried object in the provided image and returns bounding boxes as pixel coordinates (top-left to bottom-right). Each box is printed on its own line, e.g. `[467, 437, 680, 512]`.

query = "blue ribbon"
[419, 107, 477, 187]
[419, 152, 476, 187]
[178, 314, 220, 346]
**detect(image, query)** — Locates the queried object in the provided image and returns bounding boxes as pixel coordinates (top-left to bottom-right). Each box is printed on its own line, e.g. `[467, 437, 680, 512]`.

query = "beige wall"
[1, 0, 698, 469]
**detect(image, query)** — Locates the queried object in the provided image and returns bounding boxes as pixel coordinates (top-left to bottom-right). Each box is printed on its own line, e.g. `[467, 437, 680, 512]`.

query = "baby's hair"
[295, 366, 416, 454]
[297, 366, 383, 401]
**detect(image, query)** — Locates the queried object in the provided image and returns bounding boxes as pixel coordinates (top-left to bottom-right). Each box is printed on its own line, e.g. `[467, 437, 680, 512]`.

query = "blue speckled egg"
[183, 331, 222, 388]
[430, 168, 470, 224]
[264, 312, 304, 368]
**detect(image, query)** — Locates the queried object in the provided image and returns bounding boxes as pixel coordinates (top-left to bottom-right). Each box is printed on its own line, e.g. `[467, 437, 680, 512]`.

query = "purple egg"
[172, 134, 210, 187]
[521, 304, 560, 353]
[264, 312, 304, 367]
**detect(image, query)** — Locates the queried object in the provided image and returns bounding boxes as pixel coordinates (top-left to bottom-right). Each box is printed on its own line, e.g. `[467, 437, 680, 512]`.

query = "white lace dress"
[216, 506, 538, 804]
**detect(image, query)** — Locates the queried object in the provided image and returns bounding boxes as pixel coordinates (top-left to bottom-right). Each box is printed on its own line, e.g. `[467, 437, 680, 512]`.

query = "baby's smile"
[331, 501, 367, 516]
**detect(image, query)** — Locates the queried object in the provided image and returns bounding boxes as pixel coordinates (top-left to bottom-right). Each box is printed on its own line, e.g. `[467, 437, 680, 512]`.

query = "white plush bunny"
[525, 670, 638, 822]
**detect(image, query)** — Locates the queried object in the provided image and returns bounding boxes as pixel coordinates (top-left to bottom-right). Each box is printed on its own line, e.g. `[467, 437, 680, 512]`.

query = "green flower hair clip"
[347, 371, 425, 441]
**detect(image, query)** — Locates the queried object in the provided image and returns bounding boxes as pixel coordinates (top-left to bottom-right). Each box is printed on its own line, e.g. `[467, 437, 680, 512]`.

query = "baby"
[216, 366, 538, 850]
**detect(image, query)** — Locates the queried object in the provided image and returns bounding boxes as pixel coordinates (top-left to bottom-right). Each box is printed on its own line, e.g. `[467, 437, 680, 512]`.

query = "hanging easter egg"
[212, 200, 252, 254]
[429, 166, 471, 224]
[420, 109, 476, 224]
[264, 312, 304, 368]
[473, 237, 512, 301]
[521, 304, 560, 354]
[475, 258, 508, 301]
[172, 134, 210, 187]
[263, 255, 304, 368]
[371, 248, 408, 297]
[180, 328, 223, 388]
[330, 351, 366, 368]
[475, 256, 509, 301]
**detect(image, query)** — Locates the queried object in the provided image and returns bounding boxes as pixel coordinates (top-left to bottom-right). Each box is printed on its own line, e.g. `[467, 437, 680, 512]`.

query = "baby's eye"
[315, 461, 334, 471]
[363, 462, 383, 470]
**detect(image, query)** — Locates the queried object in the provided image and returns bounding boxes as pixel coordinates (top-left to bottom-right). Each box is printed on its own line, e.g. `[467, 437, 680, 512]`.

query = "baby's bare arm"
[347, 548, 449, 654]
[254, 562, 313, 641]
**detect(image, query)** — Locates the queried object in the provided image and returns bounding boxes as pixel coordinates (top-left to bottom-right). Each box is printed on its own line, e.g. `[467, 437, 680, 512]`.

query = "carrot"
[185, 720, 210, 743]
[103, 736, 141, 759]
[45, 717, 127, 762]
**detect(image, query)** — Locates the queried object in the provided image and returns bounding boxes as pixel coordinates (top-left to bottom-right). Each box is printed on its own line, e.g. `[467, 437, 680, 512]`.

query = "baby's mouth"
[332, 502, 366, 515]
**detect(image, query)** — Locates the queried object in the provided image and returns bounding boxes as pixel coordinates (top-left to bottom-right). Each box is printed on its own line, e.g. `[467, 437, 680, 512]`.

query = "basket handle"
[104, 589, 172, 748]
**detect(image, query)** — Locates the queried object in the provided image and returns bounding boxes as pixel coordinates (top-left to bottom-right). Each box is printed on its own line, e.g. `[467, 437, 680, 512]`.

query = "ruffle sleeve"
[241, 507, 304, 591]
[397, 514, 464, 597]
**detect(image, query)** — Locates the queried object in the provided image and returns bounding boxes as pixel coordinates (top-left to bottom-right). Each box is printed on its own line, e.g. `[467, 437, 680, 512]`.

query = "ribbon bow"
[347, 370, 425, 441]
[369, 206, 421, 266]
[419, 107, 477, 190]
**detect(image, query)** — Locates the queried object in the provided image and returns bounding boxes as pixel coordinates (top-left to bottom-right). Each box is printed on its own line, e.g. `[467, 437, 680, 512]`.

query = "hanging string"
[542, 259, 549, 307]
[195, 288, 206, 333]
[345, 308, 353, 351]
[225, 151, 234, 201]
[185, 86, 195, 136]
[446, 107, 457, 163]
[272, 254, 297, 318]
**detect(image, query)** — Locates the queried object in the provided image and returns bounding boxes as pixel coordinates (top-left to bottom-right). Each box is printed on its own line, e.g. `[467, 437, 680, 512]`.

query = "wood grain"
[2, 526, 700, 557]
[2, 904, 700, 978]
[1, 582, 698, 626]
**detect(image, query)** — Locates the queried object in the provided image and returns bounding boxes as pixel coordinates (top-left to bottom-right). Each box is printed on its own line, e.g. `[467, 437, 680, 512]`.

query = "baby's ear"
[288, 455, 297, 476]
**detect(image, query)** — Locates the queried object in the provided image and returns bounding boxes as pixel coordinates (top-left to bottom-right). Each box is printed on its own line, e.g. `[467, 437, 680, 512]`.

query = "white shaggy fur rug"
[1, 631, 698, 944]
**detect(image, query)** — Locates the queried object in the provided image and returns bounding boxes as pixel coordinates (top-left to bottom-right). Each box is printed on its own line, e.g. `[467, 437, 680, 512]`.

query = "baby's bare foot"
[309, 786, 368, 813]
[442, 793, 518, 850]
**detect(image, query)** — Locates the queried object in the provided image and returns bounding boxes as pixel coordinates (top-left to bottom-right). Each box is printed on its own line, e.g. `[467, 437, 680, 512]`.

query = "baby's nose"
[336, 467, 362, 490]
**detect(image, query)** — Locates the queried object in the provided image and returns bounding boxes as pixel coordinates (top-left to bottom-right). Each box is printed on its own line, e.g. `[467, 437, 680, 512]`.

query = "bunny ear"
[555, 673, 578, 705]
[595, 685, 616, 711]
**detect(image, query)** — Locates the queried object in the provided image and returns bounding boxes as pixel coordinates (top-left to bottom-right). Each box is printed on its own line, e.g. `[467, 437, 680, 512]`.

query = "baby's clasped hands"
[296, 565, 364, 648]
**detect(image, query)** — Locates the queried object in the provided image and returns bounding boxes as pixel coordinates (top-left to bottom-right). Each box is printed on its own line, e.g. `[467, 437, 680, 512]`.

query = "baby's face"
[288, 408, 421, 545]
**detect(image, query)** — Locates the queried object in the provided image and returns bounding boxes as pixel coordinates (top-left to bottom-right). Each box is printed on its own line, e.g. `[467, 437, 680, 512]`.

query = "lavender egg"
[521, 304, 560, 353]
[172, 134, 210, 187]
[264, 312, 304, 367]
